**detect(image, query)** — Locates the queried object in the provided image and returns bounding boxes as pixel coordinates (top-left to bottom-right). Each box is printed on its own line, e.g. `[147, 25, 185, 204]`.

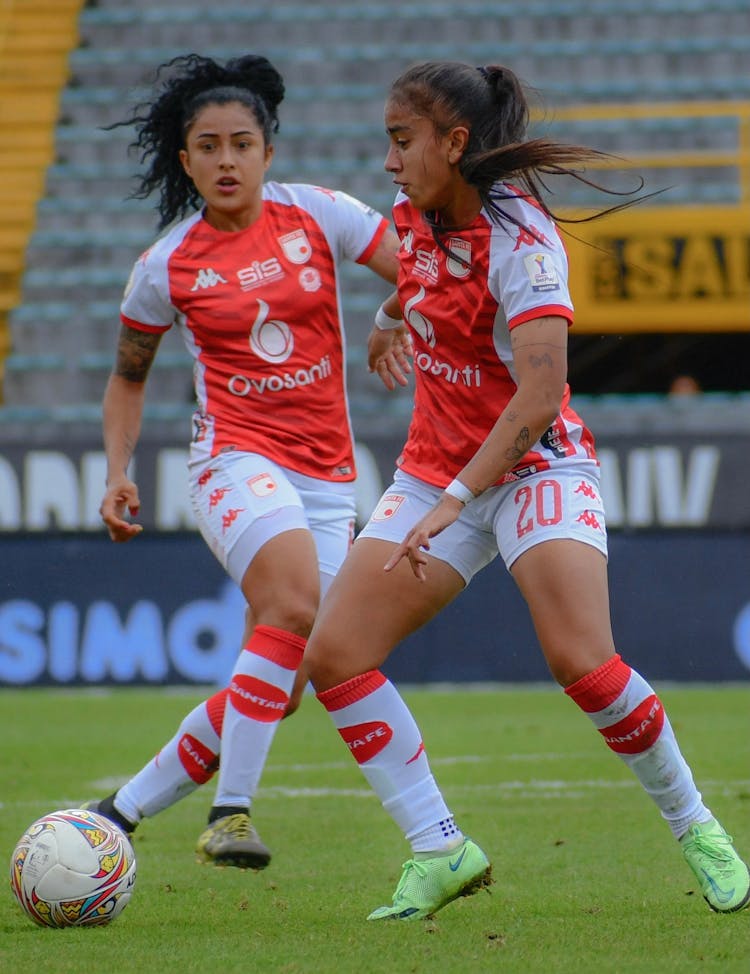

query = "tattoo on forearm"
[504, 426, 530, 462]
[115, 327, 160, 382]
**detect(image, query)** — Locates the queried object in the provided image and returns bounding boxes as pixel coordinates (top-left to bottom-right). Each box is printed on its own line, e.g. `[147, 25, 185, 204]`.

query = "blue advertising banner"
[1, 430, 749, 532]
[1, 531, 748, 686]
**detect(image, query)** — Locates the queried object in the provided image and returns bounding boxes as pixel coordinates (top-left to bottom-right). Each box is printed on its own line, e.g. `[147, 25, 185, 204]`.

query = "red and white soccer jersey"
[392, 185, 598, 487]
[120, 182, 388, 481]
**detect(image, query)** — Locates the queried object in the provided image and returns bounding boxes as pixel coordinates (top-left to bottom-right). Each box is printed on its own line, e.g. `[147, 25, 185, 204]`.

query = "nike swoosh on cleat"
[449, 847, 467, 872]
[702, 870, 736, 903]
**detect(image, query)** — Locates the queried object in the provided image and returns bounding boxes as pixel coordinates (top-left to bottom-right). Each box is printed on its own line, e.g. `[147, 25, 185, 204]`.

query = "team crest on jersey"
[298, 267, 321, 292]
[247, 473, 277, 497]
[446, 238, 471, 278]
[400, 230, 414, 255]
[279, 229, 312, 264]
[191, 268, 228, 291]
[370, 493, 406, 521]
[523, 252, 560, 292]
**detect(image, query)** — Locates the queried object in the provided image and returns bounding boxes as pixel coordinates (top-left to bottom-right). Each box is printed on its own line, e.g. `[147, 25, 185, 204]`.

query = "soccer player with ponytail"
[302, 60, 750, 920]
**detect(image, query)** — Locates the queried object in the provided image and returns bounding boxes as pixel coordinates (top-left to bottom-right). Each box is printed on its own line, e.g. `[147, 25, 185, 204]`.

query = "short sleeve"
[120, 245, 176, 332]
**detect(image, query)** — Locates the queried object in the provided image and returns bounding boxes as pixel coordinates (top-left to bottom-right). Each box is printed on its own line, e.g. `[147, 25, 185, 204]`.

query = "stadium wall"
[1, 429, 748, 688]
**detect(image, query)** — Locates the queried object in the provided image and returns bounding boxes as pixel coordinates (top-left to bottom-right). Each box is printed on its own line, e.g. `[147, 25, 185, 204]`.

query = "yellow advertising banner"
[564, 205, 750, 333]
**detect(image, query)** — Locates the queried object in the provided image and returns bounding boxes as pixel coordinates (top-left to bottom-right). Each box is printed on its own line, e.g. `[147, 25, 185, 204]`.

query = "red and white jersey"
[392, 185, 598, 487]
[120, 182, 389, 481]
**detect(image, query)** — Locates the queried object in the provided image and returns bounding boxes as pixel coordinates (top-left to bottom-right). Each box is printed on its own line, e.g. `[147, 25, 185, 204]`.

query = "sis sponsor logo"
[238, 258, 284, 291]
[413, 246, 440, 284]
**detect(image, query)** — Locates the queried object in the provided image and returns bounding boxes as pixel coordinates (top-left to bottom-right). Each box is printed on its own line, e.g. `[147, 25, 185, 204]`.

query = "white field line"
[3, 765, 748, 814]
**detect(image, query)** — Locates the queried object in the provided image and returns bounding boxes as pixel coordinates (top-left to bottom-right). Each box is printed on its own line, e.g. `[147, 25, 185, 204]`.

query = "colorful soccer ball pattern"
[9, 808, 136, 928]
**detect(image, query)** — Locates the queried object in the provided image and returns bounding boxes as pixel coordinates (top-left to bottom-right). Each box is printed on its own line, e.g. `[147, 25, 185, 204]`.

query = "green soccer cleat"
[680, 818, 750, 913]
[367, 838, 492, 921]
[195, 812, 271, 869]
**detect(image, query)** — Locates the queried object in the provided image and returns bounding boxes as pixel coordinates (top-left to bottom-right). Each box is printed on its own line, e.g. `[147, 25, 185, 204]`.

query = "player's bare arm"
[114, 325, 162, 382]
[364, 228, 401, 284]
[385, 315, 568, 578]
[100, 326, 163, 542]
[451, 315, 568, 495]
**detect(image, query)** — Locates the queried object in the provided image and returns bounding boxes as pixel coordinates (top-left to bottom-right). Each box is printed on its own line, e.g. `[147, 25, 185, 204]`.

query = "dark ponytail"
[388, 61, 644, 244]
[110, 53, 285, 228]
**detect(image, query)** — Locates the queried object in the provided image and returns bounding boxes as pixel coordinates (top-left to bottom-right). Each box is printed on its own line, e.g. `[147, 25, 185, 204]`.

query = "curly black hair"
[111, 53, 285, 228]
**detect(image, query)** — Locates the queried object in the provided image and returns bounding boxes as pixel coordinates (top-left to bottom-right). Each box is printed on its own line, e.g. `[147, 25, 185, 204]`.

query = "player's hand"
[367, 325, 413, 391]
[99, 476, 144, 542]
[384, 493, 464, 581]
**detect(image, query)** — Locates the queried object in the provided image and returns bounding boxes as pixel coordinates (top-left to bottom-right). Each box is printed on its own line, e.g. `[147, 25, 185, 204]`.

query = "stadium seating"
[0, 0, 84, 380]
[1, 0, 749, 427]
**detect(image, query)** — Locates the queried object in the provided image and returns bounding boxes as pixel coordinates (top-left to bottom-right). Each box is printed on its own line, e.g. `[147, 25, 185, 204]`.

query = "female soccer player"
[302, 61, 750, 920]
[92, 53, 408, 868]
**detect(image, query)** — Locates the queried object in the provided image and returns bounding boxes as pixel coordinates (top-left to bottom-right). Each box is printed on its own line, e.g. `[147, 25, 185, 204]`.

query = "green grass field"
[2, 685, 749, 973]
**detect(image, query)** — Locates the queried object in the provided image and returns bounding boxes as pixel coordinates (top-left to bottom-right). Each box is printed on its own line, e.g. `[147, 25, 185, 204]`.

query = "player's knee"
[304, 644, 349, 694]
[255, 594, 318, 639]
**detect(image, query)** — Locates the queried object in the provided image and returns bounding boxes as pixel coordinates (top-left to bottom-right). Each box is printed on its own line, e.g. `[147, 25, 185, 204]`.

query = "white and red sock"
[318, 670, 462, 853]
[212, 624, 305, 809]
[565, 654, 711, 837]
[114, 688, 227, 823]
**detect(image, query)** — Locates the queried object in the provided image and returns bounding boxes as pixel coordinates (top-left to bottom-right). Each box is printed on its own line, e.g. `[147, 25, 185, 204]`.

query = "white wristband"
[443, 478, 475, 505]
[374, 303, 403, 331]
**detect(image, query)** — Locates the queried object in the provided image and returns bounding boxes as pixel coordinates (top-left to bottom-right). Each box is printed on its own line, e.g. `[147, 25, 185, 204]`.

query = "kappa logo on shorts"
[197, 467, 218, 489]
[370, 493, 406, 521]
[221, 508, 246, 532]
[247, 473, 277, 497]
[577, 510, 604, 532]
[575, 481, 599, 502]
[208, 486, 232, 509]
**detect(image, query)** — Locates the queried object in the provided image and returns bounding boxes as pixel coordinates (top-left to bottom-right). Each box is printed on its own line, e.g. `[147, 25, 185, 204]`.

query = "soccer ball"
[9, 808, 136, 928]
